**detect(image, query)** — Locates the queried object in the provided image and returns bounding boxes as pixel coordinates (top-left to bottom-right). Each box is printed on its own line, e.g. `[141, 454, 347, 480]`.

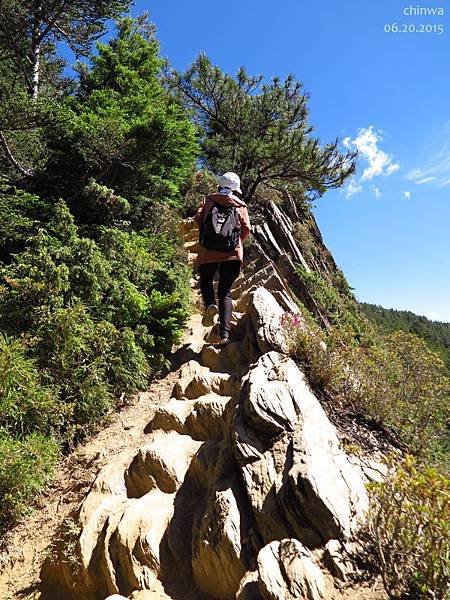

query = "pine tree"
[38, 16, 198, 225]
[171, 54, 356, 205]
[0, 0, 130, 178]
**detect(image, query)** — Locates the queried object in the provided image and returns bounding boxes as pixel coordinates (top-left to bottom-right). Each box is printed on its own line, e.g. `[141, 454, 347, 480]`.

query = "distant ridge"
[360, 302, 450, 374]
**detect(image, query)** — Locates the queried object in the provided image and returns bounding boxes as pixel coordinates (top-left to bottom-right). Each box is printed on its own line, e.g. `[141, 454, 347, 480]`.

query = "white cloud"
[416, 176, 437, 184]
[406, 147, 450, 186]
[402, 191, 411, 199]
[345, 179, 363, 198]
[344, 126, 400, 181]
[342, 136, 352, 149]
[371, 186, 381, 198]
[386, 163, 400, 175]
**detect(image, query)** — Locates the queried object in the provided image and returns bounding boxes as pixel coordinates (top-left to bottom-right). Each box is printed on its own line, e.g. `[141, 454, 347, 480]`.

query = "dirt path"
[0, 321, 196, 600]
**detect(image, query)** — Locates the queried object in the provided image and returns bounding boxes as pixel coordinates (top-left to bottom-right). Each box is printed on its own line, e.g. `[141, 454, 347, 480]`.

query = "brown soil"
[0, 336, 187, 600]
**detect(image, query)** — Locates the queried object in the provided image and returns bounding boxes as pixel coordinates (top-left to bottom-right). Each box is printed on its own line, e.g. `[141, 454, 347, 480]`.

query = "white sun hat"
[218, 172, 242, 195]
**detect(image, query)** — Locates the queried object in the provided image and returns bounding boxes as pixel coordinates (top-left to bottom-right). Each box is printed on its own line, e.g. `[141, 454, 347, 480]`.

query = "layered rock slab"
[233, 351, 369, 548]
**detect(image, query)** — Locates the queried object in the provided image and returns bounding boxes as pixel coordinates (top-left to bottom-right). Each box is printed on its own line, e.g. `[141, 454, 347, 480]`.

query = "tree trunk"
[30, 6, 42, 99]
[31, 41, 40, 99]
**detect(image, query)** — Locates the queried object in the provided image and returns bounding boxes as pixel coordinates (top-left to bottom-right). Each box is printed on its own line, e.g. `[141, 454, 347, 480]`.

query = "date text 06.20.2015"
[384, 22, 444, 34]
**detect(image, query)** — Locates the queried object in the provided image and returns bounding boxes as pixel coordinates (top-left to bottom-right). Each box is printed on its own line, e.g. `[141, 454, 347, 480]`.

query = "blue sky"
[121, 1, 450, 320]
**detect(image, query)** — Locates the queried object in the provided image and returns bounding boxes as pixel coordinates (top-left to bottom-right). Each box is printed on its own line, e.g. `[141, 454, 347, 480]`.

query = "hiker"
[194, 172, 251, 345]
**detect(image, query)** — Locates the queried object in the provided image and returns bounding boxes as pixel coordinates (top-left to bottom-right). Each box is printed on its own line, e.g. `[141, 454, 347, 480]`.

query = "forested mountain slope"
[361, 303, 450, 374]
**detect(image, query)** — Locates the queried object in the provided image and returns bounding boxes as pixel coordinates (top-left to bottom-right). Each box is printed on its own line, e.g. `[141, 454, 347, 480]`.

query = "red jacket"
[194, 193, 251, 266]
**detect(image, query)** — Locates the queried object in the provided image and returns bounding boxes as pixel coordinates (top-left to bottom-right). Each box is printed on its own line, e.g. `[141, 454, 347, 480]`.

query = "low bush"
[34, 305, 149, 443]
[0, 334, 60, 437]
[283, 313, 450, 459]
[0, 432, 59, 527]
[181, 169, 218, 217]
[368, 456, 450, 599]
[347, 332, 449, 456]
[0, 200, 190, 444]
[0, 185, 52, 263]
[294, 265, 366, 340]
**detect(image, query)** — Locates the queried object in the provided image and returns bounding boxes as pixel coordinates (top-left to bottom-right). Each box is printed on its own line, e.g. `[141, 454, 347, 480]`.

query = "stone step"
[184, 240, 200, 253]
[200, 341, 246, 375]
[148, 394, 231, 441]
[124, 431, 202, 498]
[172, 359, 240, 400]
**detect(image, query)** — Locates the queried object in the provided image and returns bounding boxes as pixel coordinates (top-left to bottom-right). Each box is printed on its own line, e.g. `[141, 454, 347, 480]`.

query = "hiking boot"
[218, 333, 230, 345]
[202, 303, 218, 327]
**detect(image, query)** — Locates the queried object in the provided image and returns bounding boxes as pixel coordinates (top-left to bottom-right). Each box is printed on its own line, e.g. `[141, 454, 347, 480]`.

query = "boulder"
[236, 571, 262, 600]
[257, 539, 324, 600]
[111, 491, 175, 594]
[192, 487, 246, 599]
[233, 351, 369, 548]
[248, 287, 300, 354]
[43, 430, 200, 599]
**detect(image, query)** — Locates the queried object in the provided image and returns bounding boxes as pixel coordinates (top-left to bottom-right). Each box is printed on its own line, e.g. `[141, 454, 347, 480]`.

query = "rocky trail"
[0, 218, 388, 600]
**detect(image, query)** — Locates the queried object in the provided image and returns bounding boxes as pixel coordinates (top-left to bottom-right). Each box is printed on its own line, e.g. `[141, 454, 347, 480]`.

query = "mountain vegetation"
[0, 7, 198, 527]
[0, 3, 448, 598]
[360, 302, 450, 374]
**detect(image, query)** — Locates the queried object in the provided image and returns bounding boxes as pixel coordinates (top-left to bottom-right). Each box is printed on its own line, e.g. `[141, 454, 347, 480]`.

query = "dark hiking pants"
[198, 260, 241, 337]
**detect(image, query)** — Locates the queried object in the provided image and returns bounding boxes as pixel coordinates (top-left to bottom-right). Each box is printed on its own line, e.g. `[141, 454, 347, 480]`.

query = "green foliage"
[0, 334, 59, 437]
[172, 54, 355, 204]
[0, 13, 198, 526]
[0, 184, 52, 261]
[284, 314, 450, 459]
[361, 302, 450, 376]
[295, 265, 366, 340]
[35, 305, 149, 438]
[0, 0, 130, 95]
[369, 456, 450, 599]
[0, 1, 130, 179]
[182, 170, 219, 217]
[0, 201, 190, 443]
[0, 431, 59, 527]
[42, 17, 198, 223]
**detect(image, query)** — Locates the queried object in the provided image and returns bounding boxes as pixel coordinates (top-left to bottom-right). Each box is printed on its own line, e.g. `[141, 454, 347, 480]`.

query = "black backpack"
[199, 202, 241, 252]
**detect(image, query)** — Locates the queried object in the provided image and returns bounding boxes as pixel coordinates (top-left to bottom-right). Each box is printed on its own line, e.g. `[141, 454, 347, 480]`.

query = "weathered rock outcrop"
[233, 351, 368, 548]
[256, 539, 325, 600]
[41, 214, 382, 600]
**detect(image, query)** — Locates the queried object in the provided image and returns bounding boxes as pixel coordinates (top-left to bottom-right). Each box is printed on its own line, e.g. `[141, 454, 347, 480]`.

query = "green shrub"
[282, 312, 347, 389]
[292, 222, 316, 260]
[181, 169, 218, 217]
[0, 200, 191, 445]
[347, 332, 449, 456]
[0, 334, 60, 437]
[0, 432, 59, 527]
[369, 456, 450, 599]
[34, 304, 149, 442]
[294, 265, 366, 339]
[0, 201, 190, 363]
[0, 185, 52, 262]
[284, 314, 450, 459]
